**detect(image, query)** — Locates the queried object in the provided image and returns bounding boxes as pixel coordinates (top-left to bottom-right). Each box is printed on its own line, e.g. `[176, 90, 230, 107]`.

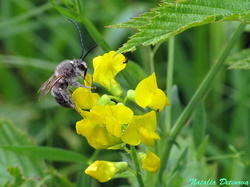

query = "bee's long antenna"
[66, 18, 85, 60]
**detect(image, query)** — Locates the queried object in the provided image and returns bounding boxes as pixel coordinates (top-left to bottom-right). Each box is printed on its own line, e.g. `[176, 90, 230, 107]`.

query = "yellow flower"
[83, 73, 93, 87]
[76, 119, 120, 149]
[104, 105, 133, 137]
[76, 105, 133, 149]
[135, 73, 170, 112]
[72, 87, 100, 110]
[141, 151, 160, 173]
[85, 161, 128, 182]
[121, 111, 160, 146]
[72, 74, 99, 111]
[93, 51, 127, 95]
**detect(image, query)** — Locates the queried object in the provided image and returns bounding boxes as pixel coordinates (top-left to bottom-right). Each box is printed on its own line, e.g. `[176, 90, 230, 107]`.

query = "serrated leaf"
[111, 0, 250, 53]
[226, 49, 250, 69]
[0, 145, 88, 163]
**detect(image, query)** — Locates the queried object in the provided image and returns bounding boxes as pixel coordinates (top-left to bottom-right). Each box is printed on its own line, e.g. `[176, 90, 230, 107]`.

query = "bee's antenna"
[66, 18, 85, 60]
[82, 44, 97, 60]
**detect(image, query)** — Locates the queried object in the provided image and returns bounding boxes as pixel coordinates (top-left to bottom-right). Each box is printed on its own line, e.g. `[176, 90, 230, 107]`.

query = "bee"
[38, 19, 95, 108]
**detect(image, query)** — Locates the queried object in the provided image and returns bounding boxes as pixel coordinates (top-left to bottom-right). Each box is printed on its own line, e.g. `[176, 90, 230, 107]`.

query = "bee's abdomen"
[51, 85, 74, 108]
[55, 94, 74, 108]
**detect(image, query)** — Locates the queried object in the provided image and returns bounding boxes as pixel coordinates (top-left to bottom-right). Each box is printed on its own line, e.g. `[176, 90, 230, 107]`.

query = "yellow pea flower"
[76, 105, 133, 149]
[121, 111, 160, 146]
[104, 105, 133, 137]
[85, 161, 128, 182]
[76, 118, 120, 149]
[72, 87, 100, 110]
[72, 74, 99, 111]
[135, 73, 170, 112]
[93, 51, 127, 96]
[141, 151, 160, 173]
[87, 105, 133, 138]
[83, 73, 93, 87]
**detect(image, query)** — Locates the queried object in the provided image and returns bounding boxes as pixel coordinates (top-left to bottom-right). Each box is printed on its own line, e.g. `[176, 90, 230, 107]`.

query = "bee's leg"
[62, 90, 75, 108]
[71, 81, 93, 89]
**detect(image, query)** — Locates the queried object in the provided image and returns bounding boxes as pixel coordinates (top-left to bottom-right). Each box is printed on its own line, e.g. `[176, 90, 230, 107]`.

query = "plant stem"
[165, 37, 175, 132]
[78, 17, 112, 52]
[87, 150, 100, 164]
[158, 22, 246, 181]
[130, 146, 144, 187]
[170, 23, 245, 139]
[149, 47, 155, 74]
[75, 0, 111, 52]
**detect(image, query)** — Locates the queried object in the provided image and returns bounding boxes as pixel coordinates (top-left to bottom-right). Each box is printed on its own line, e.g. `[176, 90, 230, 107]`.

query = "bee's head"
[73, 59, 87, 77]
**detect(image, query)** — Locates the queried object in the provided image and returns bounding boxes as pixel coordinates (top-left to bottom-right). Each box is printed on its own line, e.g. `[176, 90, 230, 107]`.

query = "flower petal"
[85, 161, 128, 183]
[149, 89, 170, 111]
[141, 151, 160, 173]
[84, 74, 93, 87]
[135, 73, 169, 111]
[76, 118, 120, 149]
[122, 111, 159, 146]
[85, 161, 117, 182]
[72, 87, 100, 110]
[93, 51, 126, 93]
[105, 105, 133, 137]
[121, 123, 141, 146]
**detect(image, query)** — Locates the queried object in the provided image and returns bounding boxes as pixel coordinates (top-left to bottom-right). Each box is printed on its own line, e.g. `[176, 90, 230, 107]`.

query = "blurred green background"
[0, 0, 249, 186]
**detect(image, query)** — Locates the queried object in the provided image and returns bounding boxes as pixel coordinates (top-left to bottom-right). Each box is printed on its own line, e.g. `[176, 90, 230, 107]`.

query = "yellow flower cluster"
[71, 51, 170, 182]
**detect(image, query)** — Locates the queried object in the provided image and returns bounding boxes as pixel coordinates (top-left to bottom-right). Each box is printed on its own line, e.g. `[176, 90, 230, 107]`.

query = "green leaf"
[49, 0, 79, 20]
[226, 49, 250, 69]
[42, 169, 74, 187]
[0, 145, 88, 163]
[111, 0, 250, 53]
[4, 167, 27, 187]
[192, 103, 207, 149]
[0, 119, 45, 185]
[0, 55, 55, 71]
[172, 147, 188, 173]
[196, 135, 209, 160]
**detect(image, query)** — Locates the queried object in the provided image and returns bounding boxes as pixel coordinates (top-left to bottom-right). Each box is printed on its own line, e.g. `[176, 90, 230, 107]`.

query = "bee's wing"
[38, 74, 64, 99]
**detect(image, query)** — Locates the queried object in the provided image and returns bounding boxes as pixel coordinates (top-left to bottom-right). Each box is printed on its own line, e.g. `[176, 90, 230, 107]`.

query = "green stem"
[158, 22, 246, 182]
[75, 1, 111, 52]
[87, 150, 100, 164]
[130, 146, 144, 187]
[149, 47, 155, 74]
[165, 37, 175, 132]
[79, 17, 112, 52]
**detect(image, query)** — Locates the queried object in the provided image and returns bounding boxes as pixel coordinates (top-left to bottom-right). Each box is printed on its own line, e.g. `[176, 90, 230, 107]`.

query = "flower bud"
[126, 89, 135, 101]
[97, 94, 115, 105]
[85, 161, 128, 182]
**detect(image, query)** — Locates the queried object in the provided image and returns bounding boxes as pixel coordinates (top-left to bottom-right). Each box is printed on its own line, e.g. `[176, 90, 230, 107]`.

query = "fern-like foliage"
[226, 49, 250, 69]
[111, 0, 250, 53]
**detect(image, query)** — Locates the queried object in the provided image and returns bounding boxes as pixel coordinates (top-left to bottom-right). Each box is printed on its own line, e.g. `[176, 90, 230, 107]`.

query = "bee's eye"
[78, 64, 85, 70]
